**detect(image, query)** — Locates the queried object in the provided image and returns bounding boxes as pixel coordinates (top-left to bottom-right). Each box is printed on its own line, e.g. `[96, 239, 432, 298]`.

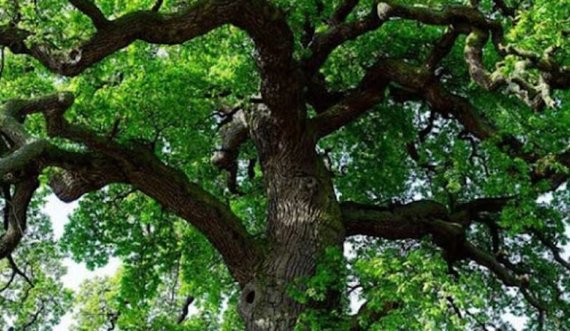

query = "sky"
[43, 196, 120, 331]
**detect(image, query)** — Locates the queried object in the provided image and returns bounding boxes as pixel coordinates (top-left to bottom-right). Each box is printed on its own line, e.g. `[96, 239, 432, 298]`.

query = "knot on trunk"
[239, 281, 262, 318]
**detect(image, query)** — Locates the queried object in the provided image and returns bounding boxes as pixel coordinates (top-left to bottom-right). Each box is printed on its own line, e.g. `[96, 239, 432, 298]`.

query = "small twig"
[8, 255, 33, 287]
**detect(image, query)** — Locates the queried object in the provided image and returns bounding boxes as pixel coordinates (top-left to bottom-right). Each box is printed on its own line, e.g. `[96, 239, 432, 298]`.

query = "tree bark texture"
[237, 105, 345, 330]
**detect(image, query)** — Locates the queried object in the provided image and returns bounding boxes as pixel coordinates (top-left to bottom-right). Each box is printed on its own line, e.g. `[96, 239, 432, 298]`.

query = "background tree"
[1, 0, 570, 329]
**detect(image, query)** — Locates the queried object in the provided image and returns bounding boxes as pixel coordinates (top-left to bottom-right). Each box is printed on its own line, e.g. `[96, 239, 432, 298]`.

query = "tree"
[0, 0, 569, 329]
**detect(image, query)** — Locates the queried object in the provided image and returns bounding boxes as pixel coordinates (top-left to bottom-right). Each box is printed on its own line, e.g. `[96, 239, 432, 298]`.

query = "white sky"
[43, 195, 120, 331]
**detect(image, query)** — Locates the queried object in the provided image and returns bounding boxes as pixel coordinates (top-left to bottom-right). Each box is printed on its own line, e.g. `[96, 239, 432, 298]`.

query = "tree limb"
[342, 198, 524, 284]
[0, 269, 16, 292]
[308, 1, 569, 140]
[22, 299, 45, 330]
[0, 179, 38, 259]
[0, 0, 300, 118]
[304, 5, 385, 75]
[531, 230, 570, 272]
[425, 27, 462, 71]
[310, 59, 390, 137]
[492, 0, 516, 17]
[151, 0, 164, 12]
[342, 195, 570, 317]
[9, 93, 260, 284]
[375, 1, 502, 32]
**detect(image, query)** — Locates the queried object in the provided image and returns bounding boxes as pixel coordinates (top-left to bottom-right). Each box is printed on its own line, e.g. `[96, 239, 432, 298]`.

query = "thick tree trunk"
[239, 121, 345, 330]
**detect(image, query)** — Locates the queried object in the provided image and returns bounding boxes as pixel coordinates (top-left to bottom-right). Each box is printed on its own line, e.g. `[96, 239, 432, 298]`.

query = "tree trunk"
[239, 120, 345, 330]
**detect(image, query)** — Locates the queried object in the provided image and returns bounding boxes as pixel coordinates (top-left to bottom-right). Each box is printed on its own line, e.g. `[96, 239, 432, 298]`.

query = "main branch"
[342, 198, 545, 309]
[1, 93, 260, 284]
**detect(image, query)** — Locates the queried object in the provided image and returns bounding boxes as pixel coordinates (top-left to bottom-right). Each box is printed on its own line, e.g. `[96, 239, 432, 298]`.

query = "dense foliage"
[1, 0, 570, 330]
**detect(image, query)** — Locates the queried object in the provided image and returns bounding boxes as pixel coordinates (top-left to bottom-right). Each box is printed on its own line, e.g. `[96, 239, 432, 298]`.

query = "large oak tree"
[1, 0, 570, 329]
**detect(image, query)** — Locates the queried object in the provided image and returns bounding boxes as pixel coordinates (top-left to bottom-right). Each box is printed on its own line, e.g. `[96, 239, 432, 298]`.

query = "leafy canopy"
[0, 0, 569, 330]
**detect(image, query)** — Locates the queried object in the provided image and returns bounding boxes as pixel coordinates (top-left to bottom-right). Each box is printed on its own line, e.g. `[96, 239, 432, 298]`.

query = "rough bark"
[238, 107, 345, 329]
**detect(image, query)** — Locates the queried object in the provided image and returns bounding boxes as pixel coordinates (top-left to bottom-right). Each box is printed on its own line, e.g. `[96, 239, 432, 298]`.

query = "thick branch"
[2, 4, 235, 76]
[531, 230, 570, 272]
[0, 269, 16, 292]
[0, 2, 299, 121]
[311, 56, 491, 138]
[46, 150, 127, 202]
[463, 242, 524, 287]
[425, 27, 462, 71]
[502, 45, 570, 90]
[342, 200, 448, 240]
[2, 92, 126, 199]
[492, 0, 516, 17]
[16, 93, 259, 284]
[8, 255, 33, 287]
[451, 197, 511, 225]
[464, 29, 550, 110]
[304, 6, 384, 74]
[308, 1, 568, 140]
[306, 74, 345, 113]
[0, 179, 38, 259]
[369, 59, 570, 187]
[0, 91, 260, 283]
[0, 0, 299, 117]
[342, 198, 532, 290]
[22, 300, 45, 330]
[310, 60, 390, 137]
[0, 95, 54, 259]
[4, 93, 75, 118]
[342, 197, 570, 316]
[305, 0, 499, 75]
[376, 1, 501, 31]
[151, 0, 164, 12]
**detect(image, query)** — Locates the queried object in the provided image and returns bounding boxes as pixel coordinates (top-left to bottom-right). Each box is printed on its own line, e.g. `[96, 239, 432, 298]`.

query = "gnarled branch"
[0, 179, 38, 259]
[0, 92, 260, 284]
[31, 94, 258, 284]
[342, 198, 551, 313]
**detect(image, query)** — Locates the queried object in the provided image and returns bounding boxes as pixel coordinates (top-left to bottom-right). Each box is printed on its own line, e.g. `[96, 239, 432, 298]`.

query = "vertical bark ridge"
[240, 125, 345, 330]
